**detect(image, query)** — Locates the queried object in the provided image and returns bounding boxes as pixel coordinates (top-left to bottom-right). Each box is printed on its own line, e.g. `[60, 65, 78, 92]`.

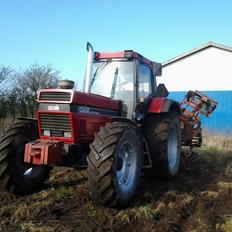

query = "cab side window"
[138, 63, 152, 99]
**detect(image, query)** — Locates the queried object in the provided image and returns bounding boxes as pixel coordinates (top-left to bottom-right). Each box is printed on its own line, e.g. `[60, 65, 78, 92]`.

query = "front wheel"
[87, 122, 142, 208]
[0, 120, 51, 195]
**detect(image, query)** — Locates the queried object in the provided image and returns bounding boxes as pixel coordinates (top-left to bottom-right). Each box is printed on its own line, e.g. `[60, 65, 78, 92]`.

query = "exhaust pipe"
[84, 42, 94, 93]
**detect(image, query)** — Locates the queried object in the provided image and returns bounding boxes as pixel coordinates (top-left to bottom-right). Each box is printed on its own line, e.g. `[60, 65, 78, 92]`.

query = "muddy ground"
[0, 147, 232, 232]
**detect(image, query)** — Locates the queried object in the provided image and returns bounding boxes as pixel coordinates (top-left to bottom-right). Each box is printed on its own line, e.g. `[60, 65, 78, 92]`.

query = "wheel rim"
[116, 141, 137, 193]
[167, 125, 178, 170]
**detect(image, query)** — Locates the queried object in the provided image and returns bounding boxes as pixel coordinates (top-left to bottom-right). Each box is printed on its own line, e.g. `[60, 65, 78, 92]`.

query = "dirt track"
[0, 148, 232, 232]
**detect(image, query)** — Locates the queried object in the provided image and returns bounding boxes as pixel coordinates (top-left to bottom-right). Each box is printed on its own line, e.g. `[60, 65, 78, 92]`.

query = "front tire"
[0, 120, 51, 195]
[87, 122, 142, 208]
[143, 112, 181, 179]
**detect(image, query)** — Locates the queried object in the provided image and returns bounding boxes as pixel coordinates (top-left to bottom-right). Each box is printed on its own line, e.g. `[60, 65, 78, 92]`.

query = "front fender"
[17, 117, 38, 122]
[110, 117, 137, 127]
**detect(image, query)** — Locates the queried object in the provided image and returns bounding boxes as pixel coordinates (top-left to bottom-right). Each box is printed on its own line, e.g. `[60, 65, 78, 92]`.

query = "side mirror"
[156, 84, 169, 97]
[152, 62, 162, 76]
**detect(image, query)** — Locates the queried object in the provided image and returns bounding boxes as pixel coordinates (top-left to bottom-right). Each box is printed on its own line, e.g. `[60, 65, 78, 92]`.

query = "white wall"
[158, 47, 232, 91]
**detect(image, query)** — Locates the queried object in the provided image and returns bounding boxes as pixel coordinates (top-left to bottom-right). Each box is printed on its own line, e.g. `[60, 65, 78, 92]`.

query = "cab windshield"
[90, 60, 134, 117]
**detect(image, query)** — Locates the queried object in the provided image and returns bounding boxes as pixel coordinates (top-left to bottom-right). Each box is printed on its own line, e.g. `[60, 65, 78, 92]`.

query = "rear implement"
[180, 90, 217, 150]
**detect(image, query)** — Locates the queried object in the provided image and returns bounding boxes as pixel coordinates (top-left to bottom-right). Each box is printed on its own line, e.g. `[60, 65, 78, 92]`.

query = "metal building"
[158, 42, 232, 135]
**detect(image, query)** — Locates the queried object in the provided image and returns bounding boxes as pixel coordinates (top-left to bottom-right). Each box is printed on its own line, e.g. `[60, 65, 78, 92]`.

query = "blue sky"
[1, 0, 232, 88]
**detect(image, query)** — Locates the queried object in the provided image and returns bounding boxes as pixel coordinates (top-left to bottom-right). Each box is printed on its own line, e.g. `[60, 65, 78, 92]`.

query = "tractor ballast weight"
[0, 43, 217, 208]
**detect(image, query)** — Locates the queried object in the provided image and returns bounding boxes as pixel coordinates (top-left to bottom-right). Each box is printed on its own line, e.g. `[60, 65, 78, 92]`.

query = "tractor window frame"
[136, 61, 155, 101]
[91, 59, 137, 119]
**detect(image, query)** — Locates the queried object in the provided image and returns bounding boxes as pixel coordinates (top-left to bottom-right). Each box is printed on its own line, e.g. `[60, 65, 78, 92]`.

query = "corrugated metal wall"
[169, 91, 232, 135]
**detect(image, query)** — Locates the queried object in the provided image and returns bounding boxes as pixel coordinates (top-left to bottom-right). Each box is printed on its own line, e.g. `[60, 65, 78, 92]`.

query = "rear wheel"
[143, 112, 181, 179]
[87, 122, 142, 208]
[0, 120, 51, 194]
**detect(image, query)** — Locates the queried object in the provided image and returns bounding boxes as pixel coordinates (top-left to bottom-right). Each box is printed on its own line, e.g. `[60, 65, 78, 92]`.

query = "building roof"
[162, 41, 232, 67]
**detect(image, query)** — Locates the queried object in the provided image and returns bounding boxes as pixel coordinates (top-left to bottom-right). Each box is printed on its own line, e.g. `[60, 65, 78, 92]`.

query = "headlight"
[64, 131, 72, 138]
[43, 130, 50, 136]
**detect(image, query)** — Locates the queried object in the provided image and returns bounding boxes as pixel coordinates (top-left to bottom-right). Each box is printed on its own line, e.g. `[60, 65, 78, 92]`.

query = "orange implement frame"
[24, 139, 64, 165]
[179, 90, 217, 146]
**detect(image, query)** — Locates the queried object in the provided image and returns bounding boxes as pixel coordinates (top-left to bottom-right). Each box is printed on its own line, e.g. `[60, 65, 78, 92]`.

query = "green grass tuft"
[217, 182, 232, 195]
[224, 162, 232, 178]
[52, 186, 72, 202]
[217, 217, 232, 232]
[131, 204, 156, 221]
[20, 222, 54, 232]
[0, 205, 15, 217]
[203, 134, 232, 153]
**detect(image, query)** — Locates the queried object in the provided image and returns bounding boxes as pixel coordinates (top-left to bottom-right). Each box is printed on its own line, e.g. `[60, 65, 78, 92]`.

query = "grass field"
[0, 135, 232, 232]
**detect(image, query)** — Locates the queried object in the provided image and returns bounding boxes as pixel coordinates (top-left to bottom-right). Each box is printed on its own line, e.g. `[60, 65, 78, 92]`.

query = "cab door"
[137, 61, 155, 101]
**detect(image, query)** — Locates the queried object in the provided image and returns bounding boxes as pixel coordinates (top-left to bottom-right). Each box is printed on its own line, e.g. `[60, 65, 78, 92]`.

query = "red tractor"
[0, 43, 216, 208]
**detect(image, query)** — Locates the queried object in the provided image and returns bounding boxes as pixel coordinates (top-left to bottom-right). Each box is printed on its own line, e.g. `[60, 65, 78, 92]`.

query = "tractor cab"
[85, 43, 162, 119]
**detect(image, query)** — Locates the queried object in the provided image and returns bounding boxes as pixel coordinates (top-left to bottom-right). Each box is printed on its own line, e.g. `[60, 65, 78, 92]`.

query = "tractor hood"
[37, 89, 120, 111]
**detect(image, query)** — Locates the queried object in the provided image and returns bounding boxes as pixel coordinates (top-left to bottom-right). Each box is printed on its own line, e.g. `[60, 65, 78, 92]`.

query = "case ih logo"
[78, 106, 100, 115]
[78, 106, 90, 113]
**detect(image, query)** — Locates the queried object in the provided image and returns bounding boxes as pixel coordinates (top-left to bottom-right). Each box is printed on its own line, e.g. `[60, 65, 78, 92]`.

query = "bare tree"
[24, 63, 59, 97]
[0, 66, 12, 83]
[0, 64, 60, 125]
[15, 64, 60, 117]
[0, 66, 13, 125]
[7, 87, 18, 121]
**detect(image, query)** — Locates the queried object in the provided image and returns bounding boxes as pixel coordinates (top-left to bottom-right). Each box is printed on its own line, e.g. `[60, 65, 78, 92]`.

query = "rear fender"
[148, 98, 181, 115]
[110, 117, 137, 127]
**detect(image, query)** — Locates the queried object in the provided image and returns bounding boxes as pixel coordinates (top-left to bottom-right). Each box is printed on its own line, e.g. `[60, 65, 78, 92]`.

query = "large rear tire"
[87, 122, 142, 208]
[0, 120, 51, 195]
[143, 112, 181, 179]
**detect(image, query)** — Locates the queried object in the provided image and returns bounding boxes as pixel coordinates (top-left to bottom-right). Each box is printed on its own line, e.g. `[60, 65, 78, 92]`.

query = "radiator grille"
[39, 91, 72, 102]
[39, 113, 72, 138]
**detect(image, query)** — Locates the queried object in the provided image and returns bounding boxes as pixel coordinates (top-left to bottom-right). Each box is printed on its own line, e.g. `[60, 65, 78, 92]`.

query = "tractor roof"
[94, 50, 154, 67]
